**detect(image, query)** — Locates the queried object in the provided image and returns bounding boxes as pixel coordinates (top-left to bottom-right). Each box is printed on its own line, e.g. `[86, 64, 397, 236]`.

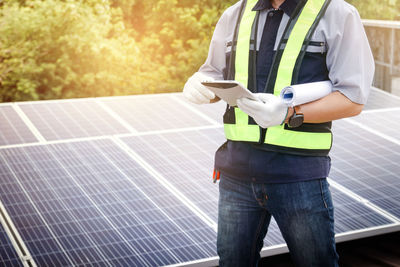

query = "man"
[183, 0, 374, 266]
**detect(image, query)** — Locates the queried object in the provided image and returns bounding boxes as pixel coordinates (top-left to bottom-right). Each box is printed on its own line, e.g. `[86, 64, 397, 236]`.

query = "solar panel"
[0, 106, 37, 146]
[329, 186, 394, 233]
[173, 94, 227, 124]
[100, 95, 218, 132]
[330, 119, 400, 219]
[0, 222, 22, 267]
[118, 128, 396, 256]
[0, 139, 216, 266]
[349, 110, 400, 141]
[364, 88, 400, 110]
[119, 128, 225, 222]
[0, 89, 399, 267]
[18, 101, 130, 141]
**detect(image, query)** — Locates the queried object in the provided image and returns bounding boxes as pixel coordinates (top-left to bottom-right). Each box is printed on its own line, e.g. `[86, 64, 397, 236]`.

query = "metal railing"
[363, 19, 400, 95]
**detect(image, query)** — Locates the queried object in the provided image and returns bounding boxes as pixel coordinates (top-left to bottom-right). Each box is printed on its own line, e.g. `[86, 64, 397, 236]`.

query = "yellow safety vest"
[224, 0, 333, 156]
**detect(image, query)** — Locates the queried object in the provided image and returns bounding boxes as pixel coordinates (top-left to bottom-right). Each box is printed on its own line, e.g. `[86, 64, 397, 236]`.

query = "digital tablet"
[201, 80, 259, 106]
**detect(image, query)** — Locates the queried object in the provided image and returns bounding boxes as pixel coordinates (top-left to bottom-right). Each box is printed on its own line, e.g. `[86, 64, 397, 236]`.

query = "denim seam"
[319, 180, 338, 264]
[251, 183, 264, 206]
[319, 179, 328, 209]
[250, 210, 267, 266]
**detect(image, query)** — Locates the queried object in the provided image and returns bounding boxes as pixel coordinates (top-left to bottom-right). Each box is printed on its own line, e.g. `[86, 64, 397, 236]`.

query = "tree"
[0, 0, 398, 102]
[110, 0, 237, 93]
[0, 0, 144, 101]
[347, 0, 400, 20]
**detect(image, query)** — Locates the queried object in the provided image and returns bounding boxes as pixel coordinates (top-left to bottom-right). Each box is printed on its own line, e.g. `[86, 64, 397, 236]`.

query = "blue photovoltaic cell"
[120, 128, 225, 223]
[330, 119, 400, 219]
[0, 139, 216, 266]
[174, 94, 227, 124]
[0, 92, 399, 267]
[101, 95, 215, 132]
[351, 110, 400, 141]
[0, 223, 22, 267]
[120, 128, 287, 247]
[329, 187, 393, 233]
[364, 88, 400, 110]
[119, 128, 394, 250]
[0, 106, 37, 146]
[18, 101, 129, 141]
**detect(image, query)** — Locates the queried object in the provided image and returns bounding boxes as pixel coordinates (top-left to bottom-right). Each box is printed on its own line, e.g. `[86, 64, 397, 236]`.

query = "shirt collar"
[252, 0, 298, 17]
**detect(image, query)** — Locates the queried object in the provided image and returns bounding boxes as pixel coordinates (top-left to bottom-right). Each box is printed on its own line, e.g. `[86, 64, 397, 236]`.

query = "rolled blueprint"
[280, 81, 333, 106]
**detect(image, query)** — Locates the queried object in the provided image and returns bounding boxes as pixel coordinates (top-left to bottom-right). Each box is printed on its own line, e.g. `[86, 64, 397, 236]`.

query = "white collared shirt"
[197, 0, 375, 104]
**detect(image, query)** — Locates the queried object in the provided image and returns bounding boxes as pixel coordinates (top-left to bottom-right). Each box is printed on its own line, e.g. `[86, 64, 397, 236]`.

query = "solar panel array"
[0, 87, 399, 266]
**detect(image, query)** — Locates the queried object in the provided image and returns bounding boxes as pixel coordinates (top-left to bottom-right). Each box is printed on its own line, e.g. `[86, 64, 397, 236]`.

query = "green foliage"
[347, 0, 400, 20]
[0, 0, 398, 102]
[110, 0, 236, 93]
[0, 0, 144, 101]
[0, 0, 237, 101]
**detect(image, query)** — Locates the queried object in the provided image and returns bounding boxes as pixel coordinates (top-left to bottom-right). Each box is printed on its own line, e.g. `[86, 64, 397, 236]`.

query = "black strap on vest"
[256, 0, 308, 144]
[263, 0, 331, 92]
[227, 0, 247, 81]
[248, 11, 260, 92]
[224, 0, 333, 155]
[257, 0, 331, 146]
[291, 0, 332, 83]
[262, 0, 308, 94]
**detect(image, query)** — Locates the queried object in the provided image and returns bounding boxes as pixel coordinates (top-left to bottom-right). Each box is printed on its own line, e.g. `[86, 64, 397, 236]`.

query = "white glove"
[183, 73, 215, 104]
[237, 93, 289, 129]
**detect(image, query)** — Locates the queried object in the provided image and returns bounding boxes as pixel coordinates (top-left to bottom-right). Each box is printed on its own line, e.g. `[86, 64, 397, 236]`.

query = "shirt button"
[269, 12, 274, 17]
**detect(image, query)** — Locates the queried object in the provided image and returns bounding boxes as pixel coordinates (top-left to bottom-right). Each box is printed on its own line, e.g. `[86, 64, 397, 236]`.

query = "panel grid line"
[328, 178, 400, 223]
[22, 145, 120, 266]
[94, 100, 139, 134]
[362, 106, 400, 114]
[170, 95, 220, 126]
[90, 138, 213, 260]
[42, 143, 152, 266]
[64, 142, 184, 264]
[0, 152, 76, 266]
[111, 137, 218, 231]
[0, 125, 223, 151]
[11, 105, 45, 143]
[0, 90, 399, 267]
[344, 117, 400, 145]
[0, 108, 27, 145]
[372, 87, 400, 100]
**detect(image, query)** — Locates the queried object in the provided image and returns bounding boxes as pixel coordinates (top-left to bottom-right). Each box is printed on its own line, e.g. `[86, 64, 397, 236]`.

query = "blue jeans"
[217, 175, 339, 267]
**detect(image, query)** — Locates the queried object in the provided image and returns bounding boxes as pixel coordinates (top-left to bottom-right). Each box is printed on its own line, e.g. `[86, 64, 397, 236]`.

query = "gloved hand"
[183, 72, 216, 104]
[237, 93, 289, 129]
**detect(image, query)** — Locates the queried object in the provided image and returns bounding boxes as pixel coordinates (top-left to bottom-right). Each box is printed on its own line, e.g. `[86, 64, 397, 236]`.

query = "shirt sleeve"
[197, 2, 241, 80]
[324, 1, 375, 104]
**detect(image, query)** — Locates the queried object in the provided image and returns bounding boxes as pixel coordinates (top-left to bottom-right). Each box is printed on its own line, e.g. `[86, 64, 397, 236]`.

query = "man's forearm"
[285, 91, 364, 124]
